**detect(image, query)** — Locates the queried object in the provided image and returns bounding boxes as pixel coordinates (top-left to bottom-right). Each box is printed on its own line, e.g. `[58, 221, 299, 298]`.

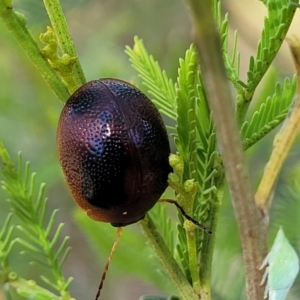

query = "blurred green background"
[1, 1, 300, 299]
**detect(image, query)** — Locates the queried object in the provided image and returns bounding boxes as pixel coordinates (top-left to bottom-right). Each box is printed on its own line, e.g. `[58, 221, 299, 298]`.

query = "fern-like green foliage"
[125, 36, 177, 122]
[213, 1, 246, 92]
[213, 0, 298, 148]
[0, 141, 73, 300]
[173, 45, 220, 277]
[241, 76, 297, 149]
[0, 214, 15, 277]
[245, 0, 298, 100]
[214, 0, 298, 127]
[175, 45, 218, 197]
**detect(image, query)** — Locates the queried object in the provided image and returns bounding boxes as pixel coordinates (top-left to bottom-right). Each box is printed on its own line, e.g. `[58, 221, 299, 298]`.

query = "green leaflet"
[175, 44, 216, 186]
[241, 76, 297, 149]
[261, 227, 299, 300]
[175, 44, 201, 179]
[213, 0, 298, 125]
[213, 1, 245, 92]
[0, 141, 73, 298]
[174, 43, 219, 284]
[0, 214, 15, 275]
[11, 277, 62, 300]
[125, 36, 176, 122]
[245, 0, 298, 101]
[175, 47, 218, 247]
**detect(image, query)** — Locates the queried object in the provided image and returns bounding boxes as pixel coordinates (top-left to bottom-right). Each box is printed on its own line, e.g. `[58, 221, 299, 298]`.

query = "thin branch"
[185, 1, 267, 299]
[139, 215, 200, 300]
[255, 36, 300, 213]
[43, 0, 86, 90]
[0, 1, 69, 101]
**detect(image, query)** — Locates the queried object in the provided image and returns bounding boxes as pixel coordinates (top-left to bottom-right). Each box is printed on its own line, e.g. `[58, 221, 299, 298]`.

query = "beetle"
[57, 78, 172, 227]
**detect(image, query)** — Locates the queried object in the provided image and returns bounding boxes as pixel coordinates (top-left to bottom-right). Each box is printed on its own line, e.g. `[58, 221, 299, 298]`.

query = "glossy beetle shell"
[57, 78, 171, 226]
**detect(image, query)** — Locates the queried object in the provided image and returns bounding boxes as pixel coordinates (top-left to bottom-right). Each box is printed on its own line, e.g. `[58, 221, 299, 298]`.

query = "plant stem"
[43, 0, 86, 90]
[184, 221, 201, 293]
[255, 36, 300, 213]
[199, 187, 223, 300]
[183, 191, 201, 295]
[185, 1, 267, 299]
[139, 215, 200, 300]
[0, 1, 69, 101]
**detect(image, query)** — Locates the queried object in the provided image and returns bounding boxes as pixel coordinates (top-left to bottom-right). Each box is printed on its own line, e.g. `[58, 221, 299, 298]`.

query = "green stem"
[43, 0, 86, 90]
[184, 193, 201, 296]
[184, 221, 200, 294]
[139, 215, 199, 300]
[199, 186, 223, 300]
[0, 1, 69, 101]
[185, 1, 267, 299]
[236, 95, 250, 128]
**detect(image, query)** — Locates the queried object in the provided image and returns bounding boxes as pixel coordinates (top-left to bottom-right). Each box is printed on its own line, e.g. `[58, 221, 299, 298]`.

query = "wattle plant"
[0, 0, 300, 300]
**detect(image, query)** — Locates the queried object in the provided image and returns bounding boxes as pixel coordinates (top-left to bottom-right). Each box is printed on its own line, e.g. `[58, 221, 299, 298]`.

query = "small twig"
[139, 215, 200, 300]
[255, 36, 300, 213]
[43, 0, 86, 90]
[0, 1, 69, 101]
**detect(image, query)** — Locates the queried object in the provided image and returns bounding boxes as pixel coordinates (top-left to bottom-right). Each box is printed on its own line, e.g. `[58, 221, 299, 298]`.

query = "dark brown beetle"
[57, 78, 172, 227]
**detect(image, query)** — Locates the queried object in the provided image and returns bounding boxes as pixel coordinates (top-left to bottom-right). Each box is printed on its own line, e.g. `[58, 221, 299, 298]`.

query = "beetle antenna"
[95, 227, 123, 300]
[159, 199, 212, 235]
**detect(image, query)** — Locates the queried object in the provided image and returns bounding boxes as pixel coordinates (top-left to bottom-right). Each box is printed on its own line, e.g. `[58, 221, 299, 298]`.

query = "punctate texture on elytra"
[57, 78, 172, 226]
